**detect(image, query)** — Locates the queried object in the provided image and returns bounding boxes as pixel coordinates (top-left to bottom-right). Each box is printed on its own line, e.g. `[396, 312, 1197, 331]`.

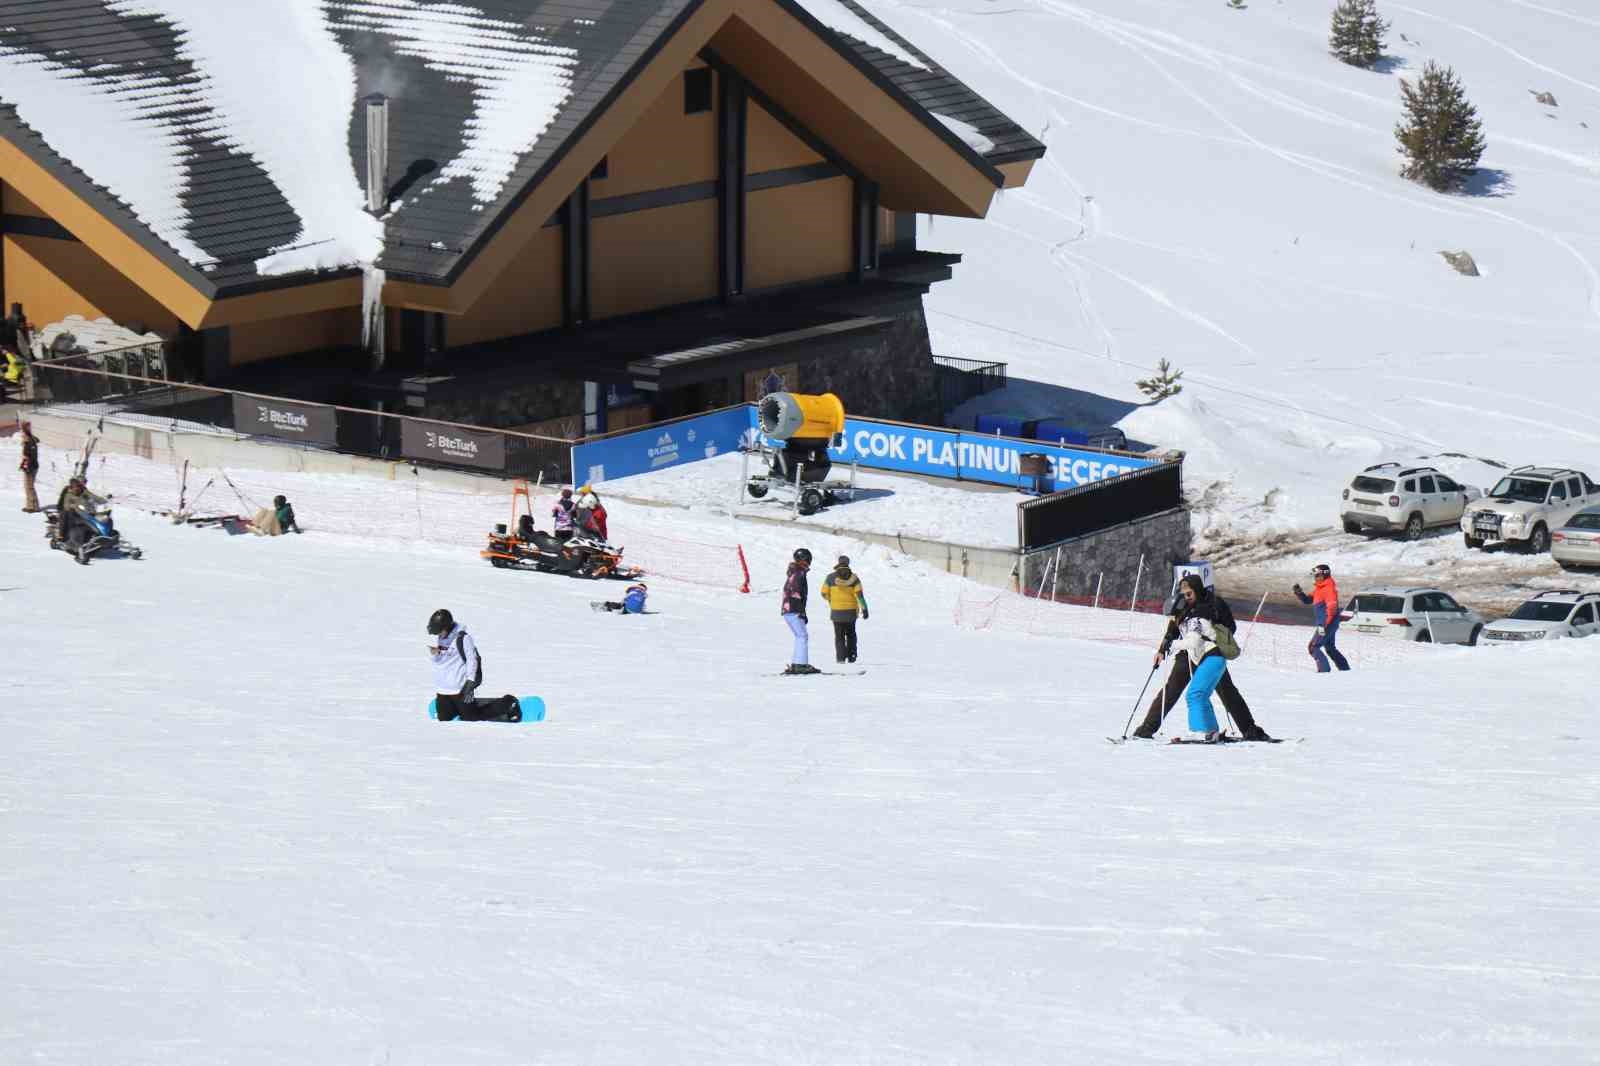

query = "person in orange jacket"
[1293, 562, 1351, 672]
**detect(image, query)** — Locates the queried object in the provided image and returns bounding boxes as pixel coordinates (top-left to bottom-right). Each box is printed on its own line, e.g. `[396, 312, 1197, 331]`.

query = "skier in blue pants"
[1154, 574, 1231, 741]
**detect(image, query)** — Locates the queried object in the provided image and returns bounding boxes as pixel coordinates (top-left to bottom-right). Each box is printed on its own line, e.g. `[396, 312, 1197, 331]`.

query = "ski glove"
[799, 614, 808, 624]
[1315, 626, 1326, 637]
[861, 609, 869, 621]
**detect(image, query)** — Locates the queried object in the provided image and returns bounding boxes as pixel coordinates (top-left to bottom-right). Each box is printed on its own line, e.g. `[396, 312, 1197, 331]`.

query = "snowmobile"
[480, 483, 643, 581]
[44, 504, 143, 564]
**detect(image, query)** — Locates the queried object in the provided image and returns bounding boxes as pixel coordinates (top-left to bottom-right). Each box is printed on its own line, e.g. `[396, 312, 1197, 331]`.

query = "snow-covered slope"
[877, 0, 1600, 551]
[4, 445, 1598, 1064]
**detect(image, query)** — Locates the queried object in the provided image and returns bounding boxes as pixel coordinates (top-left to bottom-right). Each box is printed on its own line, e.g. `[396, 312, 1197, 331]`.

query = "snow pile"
[0, 48, 211, 266]
[794, 0, 929, 71]
[331, 0, 579, 207]
[933, 112, 997, 155]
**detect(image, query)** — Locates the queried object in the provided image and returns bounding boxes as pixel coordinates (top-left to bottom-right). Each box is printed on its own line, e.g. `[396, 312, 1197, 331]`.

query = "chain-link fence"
[28, 360, 573, 483]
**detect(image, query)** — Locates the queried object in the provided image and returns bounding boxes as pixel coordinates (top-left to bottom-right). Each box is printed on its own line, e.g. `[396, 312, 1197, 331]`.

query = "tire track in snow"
[1390, 2, 1600, 99]
[1503, 0, 1600, 31]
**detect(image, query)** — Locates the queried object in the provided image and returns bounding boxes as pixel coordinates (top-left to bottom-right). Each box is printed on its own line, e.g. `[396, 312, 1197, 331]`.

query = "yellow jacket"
[821, 568, 867, 619]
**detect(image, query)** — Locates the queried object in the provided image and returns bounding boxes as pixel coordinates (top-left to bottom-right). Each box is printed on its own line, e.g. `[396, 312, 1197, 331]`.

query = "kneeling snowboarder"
[427, 608, 521, 722]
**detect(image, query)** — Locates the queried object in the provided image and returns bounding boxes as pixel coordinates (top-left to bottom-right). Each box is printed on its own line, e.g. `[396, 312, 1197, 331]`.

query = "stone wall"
[418, 375, 585, 434]
[798, 307, 942, 427]
[1019, 508, 1192, 609]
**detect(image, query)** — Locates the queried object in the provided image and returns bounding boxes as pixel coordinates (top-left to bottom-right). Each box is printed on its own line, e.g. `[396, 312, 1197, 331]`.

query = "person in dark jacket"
[551, 488, 576, 541]
[19, 421, 40, 513]
[1135, 582, 1272, 740]
[820, 555, 869, 663]
[1142, 574, 1261, 742]
[781, 547, 819, 674]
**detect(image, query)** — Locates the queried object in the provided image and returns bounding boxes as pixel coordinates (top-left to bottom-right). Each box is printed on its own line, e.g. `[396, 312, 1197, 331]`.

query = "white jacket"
[430, 624, 480, 694]
[1179, 616, 1218, 663]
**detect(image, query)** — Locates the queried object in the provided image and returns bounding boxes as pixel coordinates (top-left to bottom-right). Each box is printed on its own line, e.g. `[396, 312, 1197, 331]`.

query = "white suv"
[1461, 467, 1600, 553]
[1480, 590, 1600, 643]
[1340, 586, 1485, 645]
[1341, 464, 1479, 539]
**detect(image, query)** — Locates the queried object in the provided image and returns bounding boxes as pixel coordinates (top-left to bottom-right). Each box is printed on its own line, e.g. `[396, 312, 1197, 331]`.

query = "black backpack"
[456, 631, 483, 688]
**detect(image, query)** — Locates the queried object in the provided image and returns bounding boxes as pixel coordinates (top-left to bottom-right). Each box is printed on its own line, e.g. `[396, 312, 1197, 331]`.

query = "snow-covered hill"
[4, 443, 1599, 1064]
[886, 0, 1600, 553]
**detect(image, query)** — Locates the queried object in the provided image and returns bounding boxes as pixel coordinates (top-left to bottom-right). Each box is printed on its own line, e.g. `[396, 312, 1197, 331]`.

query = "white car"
[1551, 506, 1600, 571]
[1462, 466, 1600, 553]
[1340, 586, 1485, 645]
[1480, 590, 1600, 643]
[1341, 464, 1479, 540]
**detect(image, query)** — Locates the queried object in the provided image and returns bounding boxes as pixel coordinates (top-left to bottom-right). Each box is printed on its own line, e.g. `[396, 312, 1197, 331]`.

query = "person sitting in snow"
[251, 494, 301, 536]
[597, 583, 648, 615]
[551, 488, 576, 542]
[54, 475, 108, 562]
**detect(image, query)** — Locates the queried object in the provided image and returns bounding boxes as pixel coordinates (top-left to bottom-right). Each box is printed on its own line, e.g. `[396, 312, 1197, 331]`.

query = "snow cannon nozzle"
[758, 392, 846, 447]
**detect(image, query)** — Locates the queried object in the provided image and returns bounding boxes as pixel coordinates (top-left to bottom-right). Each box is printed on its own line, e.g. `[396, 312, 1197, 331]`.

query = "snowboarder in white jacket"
[426, 609, 520, 722]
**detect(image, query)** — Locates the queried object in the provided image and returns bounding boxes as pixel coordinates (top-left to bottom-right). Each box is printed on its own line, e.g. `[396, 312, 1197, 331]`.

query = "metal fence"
[932, 354, 1007, 413]
[27, 360, 574, 483]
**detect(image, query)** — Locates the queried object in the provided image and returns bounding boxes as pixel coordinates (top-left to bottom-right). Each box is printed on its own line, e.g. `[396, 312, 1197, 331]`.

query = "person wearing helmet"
[781, 548, 820, 674]
[1293, 563, 1350, 672]
[575, 487, 608, 543]
[426, 609, 520, 722]
[597, 583, 649, 614]
[821, 555, 868, 664]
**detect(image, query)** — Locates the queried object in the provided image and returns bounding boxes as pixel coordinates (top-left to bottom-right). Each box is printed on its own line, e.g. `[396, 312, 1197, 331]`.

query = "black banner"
[231, 394, 338, 446]
[401, 419, 507, 471]
[1019, 461, 1184, 550]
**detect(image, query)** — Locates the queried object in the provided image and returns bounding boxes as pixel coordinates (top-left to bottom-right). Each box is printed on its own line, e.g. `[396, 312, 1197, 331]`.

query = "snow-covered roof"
[0, 0, 1043, 295]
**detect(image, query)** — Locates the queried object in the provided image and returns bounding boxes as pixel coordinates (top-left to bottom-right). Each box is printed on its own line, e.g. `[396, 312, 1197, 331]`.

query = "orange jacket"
[1296, 576, 1341, 626]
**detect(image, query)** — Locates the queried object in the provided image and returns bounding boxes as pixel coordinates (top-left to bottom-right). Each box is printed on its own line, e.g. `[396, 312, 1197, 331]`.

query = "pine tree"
[1227, 0, 1248, 9]
[1395, 62, 1487, 191]
[1329, 0, 1389, 68]
[1136, 359, 1184, 401]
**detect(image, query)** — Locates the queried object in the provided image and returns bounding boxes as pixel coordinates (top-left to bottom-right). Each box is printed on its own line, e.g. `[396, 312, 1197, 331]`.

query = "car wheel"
[1416, 630, 1432, 643]
[1526, 525, 1550, 554]
[1557, 560, 1578, 572]
[798, 488, 824, 516]
[1467, 624, 1482, 647]
[1404, 513, 1424, 541]
[1463, 533, 1482, 550]
[1342, 520, 1362, 535]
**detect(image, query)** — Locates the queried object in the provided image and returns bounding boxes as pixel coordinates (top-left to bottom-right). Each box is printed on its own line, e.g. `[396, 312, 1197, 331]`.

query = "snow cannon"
[756, 392, 845, 486]
[745, 392, 856, 515]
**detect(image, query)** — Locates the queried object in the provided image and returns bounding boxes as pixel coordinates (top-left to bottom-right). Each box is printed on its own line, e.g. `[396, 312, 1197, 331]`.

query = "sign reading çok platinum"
[232, 394, 338, 446]
[400, 419, 507, 471]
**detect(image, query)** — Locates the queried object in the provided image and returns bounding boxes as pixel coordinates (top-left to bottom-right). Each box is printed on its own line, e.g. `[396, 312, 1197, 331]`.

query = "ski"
[1109, 735, 1295, 746]
[775, 669, 867, 676]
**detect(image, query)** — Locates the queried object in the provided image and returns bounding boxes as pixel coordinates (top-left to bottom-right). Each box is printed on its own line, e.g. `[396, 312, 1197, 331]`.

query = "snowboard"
[428, 695, 546, 722]
[776, 669, 867, 676]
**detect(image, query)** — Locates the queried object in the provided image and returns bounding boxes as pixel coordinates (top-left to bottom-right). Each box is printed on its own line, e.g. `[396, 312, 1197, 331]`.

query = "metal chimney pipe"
[365, 93, 389, 214]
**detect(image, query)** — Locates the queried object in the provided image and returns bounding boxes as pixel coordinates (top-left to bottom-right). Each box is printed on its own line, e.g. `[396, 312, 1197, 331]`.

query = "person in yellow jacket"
[820, 555, 869, 664]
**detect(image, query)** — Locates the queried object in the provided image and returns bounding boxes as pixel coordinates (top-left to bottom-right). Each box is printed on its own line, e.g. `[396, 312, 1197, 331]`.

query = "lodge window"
[684, 68, 713, 114]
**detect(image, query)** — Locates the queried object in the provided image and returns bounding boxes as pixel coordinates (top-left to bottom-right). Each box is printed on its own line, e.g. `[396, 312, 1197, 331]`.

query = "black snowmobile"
[45, 504, 143, 564]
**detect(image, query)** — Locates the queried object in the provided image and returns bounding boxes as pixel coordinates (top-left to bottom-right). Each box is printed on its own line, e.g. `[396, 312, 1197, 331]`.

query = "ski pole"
[1119, 662, 1160, 740]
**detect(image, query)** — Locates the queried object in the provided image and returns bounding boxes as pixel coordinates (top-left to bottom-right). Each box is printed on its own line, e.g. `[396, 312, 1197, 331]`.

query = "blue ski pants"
[1186, 653, 1227, 733]
[783, 612, 809, 665]
[1308, 619, 1351, 672]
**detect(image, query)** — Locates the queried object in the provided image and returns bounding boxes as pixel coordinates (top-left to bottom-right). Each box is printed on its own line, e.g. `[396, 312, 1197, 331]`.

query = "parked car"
[1480, 590, 1600, 643]
[1462, 466, 1600, 553]
[1340, 586, 1485, 644]
[1552, 505, 1600, 571]
[1341, 463, 1479, 539]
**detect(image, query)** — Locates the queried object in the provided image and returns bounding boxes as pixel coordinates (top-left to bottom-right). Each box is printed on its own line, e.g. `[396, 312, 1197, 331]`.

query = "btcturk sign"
[400, 419, 507, 471]
[231, 395, 338, 446]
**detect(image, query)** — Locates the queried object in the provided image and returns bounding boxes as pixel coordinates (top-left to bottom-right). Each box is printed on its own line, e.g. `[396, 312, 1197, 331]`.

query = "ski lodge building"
[0, 0, 1043, 436]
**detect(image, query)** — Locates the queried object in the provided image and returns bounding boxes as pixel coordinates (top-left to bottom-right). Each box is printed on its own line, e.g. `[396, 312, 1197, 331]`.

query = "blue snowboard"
[428, 695, 546, 722]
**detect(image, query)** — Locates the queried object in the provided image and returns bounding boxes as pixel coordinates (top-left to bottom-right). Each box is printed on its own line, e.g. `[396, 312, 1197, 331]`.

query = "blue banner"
[573, 405, 755, 486]
[831, 418, 1154, 491]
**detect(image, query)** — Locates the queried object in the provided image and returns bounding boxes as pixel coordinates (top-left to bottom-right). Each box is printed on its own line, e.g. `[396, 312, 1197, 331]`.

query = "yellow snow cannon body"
[758, 392, 846, 447]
